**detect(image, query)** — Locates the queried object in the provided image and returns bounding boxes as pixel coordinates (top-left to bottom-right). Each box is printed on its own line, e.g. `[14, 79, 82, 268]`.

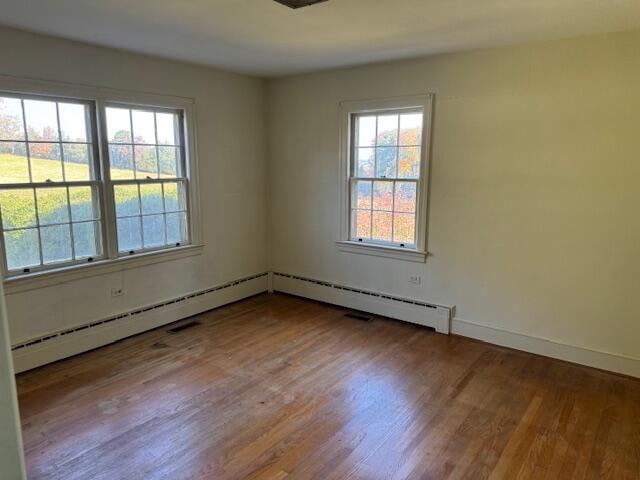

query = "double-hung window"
[0, 95, 103, 273]
[338, 95, 433, 262]
[0, 85, 197, 279]
[105, 105, 188, 254]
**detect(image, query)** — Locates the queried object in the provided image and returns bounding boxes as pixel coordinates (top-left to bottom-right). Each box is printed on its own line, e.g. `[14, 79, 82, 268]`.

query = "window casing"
[338, 95, 433, 262]
[0, 82, 199, 279]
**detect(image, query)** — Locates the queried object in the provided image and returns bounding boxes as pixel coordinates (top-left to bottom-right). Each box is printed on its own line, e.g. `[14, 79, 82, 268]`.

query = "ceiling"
[1, 0, 639, 77]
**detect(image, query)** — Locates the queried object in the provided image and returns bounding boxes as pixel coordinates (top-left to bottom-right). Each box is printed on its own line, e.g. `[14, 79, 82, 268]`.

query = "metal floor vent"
[167, 320, 200, 334]
[11, 272, 268, 352]
[344, 312, 373, 322]
[274, 0, 329, 9]
[273, 272, 442, 310]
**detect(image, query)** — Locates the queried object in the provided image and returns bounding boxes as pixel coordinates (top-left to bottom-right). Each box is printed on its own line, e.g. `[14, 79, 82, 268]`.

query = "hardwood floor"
[17, 293, 640, 479]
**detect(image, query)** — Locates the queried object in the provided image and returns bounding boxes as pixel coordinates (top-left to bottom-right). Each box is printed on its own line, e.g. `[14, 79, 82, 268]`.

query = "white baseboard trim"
[452, 317, 640, 378]
[272, 272, 452, 334]
[12, 273, 268, 373]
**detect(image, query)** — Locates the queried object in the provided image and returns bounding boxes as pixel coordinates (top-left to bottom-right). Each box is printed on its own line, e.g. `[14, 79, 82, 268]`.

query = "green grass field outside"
[0, 153, 178, 230]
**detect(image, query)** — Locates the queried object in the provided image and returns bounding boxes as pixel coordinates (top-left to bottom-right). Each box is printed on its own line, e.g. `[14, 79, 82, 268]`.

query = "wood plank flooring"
[17, 293, 640, 479]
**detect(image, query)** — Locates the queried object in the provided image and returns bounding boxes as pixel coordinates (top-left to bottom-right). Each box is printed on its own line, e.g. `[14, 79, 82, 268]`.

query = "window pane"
[132, 110, 156, 144]
[109, 144, 134, 179]
[398, 146, 420, 179]
[117, 216, 141, 252]
[69, 186, 97, 221]
[29, 143, 62, 182]
[394, 182, 417, 213]
[4, 229, 40, 270]
[372, 181, 393, 211]
[114, 184, 140, 217]
[393, 213, 415, 245]
[36, 187, 69, 225]
[106, 107, 132, 143]
[142, 214, 165, 248]
[356, 115, 376, 147]
[73, 221, 101, 258]
[0, 143, 29, 183]
[372, 211, 392, 242]
[356, 147, 374, 178]
[58, 103, 88, 142]
[158, 147, 179, 177]
[134, 145, 158, 178]
[163, 182, 183, 212]
[24, 99, 59, 141]
[166, 212, 187, 245]
[352, 209, 371, 239]
[0, 97, 25, 141]
[375, 147, 397, 178]
[376, 114, 398, 146]
[63, 143, 92, 181]
[156, 112, 178, 145]
[140, 183, 163, 214]
[399, 113, 422, 146]
[353, 180, 372, 209]
[0, 189, 37, 229]
[41, 224, 72, 264]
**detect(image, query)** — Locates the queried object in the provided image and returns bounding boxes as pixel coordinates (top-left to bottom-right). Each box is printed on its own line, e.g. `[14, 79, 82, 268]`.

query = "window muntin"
[349, 109, 423, 248]
[105, 106, 188, 255]
[0, 94, 103, 274]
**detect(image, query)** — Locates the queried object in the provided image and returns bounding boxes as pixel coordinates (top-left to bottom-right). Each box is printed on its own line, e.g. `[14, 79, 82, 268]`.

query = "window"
[338, 95, 432, 262]
[105, 106, 188, 254]
[0, 95, 103, 273]
[0, 86, 197, 278]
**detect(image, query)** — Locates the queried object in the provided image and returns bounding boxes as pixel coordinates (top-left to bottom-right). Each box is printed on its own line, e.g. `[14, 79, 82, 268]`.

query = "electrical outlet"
[409, 275, 421, 285]
[111, 287, 124, 297]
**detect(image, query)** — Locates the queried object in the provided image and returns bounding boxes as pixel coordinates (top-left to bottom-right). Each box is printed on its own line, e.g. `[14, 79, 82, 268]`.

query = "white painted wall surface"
[0, 27, 268, 344]
[1, 25, 639, 375]
[0, 281, 26, 480]
[266, 30, 640, 364]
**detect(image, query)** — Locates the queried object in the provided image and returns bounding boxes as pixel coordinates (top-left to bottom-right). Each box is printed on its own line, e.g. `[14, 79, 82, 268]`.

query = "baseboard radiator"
[11, 272, 269, 373]
[271, 272, 452, 334]
[270, 272, 640, 378]
[11, 270, 451, 373]
[12, 269, 637, 378]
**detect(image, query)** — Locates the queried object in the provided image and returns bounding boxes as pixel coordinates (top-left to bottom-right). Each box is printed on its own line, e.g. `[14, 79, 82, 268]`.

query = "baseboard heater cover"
[16, 268, 636, 378]
[11, 272, 269, 372]
[12, 271, 449, 372]
[270, 272, 640, 377]
[272, 272, 452, 334]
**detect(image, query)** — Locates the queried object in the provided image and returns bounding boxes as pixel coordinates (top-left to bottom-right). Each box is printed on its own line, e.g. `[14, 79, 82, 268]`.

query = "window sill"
[336, 241, 427, 263]
[3, 244, 204, 295]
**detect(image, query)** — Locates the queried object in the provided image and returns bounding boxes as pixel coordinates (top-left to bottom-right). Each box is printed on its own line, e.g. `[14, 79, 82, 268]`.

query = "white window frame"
[337, 94, 433, 263]
[0, 75, 202, 289]
[99, 102, 191, 258]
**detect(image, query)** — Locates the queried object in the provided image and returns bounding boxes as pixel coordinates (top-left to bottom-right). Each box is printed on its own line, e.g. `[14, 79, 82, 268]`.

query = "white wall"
[2, 26, 639, 375]
[0, 27, 268, 344]
[0, 282, 26, 480]
[267, 30, 640, 365]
